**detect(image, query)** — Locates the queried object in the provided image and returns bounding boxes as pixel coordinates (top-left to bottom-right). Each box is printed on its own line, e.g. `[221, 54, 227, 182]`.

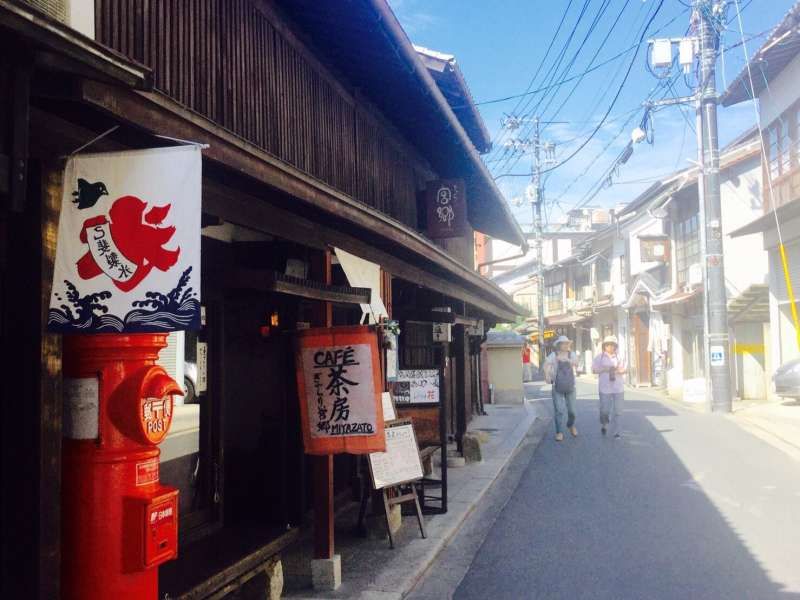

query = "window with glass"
[574, 266, 590, 300]
[765, 114, 797, 182]
[158, 325, 219, 538]
[546, 283, 563, 314]
[675, 213, 700, 287]
[595, 256, 610, 284]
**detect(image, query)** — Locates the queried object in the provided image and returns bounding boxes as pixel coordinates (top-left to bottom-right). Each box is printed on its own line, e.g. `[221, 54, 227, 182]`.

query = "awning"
[652, 287, 701, 307]
[729, 201, 800, 238]
[728, 284, 769, 323]
[546, 314, 588, 327]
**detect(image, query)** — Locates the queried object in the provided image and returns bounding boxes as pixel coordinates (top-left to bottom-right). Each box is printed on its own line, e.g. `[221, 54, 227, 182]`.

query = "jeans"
[599, 392, 624, 435]
[552, 388, 576, 434]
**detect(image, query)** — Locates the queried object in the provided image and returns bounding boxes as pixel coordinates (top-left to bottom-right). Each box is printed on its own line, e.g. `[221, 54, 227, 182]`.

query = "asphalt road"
[410, 381, 800, 600]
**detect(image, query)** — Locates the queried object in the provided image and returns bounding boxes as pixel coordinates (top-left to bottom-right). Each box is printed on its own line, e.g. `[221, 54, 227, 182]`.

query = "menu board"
[391, 369, 439, 405]
[368, 422, 424, 489]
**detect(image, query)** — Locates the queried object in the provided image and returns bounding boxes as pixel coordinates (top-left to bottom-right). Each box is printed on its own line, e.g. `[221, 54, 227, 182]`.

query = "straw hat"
[554, 335, 572, 347]
[602, 335, 619, 347]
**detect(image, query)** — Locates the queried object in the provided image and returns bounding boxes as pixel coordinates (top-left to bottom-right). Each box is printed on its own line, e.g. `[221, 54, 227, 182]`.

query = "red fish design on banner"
[48, 146, 202, 333]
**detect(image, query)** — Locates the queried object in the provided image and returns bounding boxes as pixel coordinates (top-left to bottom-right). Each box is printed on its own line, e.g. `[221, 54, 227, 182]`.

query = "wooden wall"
[94, 0, 424, 229]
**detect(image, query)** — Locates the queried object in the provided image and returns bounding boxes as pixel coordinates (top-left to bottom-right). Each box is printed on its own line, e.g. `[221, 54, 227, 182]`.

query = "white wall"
[759, 52, 800, 126]
[557, 238, 572, 262]
[69, 0, 95, 38]
[721, 156, 767, 295]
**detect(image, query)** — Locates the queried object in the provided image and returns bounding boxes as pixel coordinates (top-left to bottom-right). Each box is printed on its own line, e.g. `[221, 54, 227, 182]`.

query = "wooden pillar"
[453, 324, 469, 452]
[310, 249, 334, 559]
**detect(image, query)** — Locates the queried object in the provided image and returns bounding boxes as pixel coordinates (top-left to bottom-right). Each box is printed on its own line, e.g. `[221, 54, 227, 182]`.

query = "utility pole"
[501, 115, 559, 372]
[532, 117, 547, 376]
[695, 0, 731, 412]
[647, 2, 732, 412]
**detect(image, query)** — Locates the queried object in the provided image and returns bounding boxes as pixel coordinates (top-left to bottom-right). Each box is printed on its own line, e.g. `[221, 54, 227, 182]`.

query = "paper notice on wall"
[63, 377, 99, 439]
[196, 341, 208, 393]
[391, 369, 440, 404]
[381, 392, 396, 421]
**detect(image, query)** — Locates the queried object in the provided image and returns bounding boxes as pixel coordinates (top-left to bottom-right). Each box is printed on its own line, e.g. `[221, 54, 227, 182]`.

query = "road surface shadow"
[451, 397, 800, 600]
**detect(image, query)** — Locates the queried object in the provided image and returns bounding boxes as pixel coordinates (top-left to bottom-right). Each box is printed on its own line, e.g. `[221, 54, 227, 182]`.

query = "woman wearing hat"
[544, 335, 578, 441]
[591, 335, 627, 438]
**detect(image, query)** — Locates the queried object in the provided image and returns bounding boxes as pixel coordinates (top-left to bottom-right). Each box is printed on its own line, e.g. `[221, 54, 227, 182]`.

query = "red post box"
[62, 333, 182, 600]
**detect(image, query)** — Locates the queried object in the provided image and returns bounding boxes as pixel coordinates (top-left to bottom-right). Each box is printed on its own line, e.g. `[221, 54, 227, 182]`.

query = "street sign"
[710, 345, 725, 367]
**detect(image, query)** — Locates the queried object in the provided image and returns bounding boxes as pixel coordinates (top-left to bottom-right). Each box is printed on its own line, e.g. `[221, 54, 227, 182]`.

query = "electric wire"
[493, 0, 668, 180]
[494, 0, 622, 176]
[488, 0, 590, 166]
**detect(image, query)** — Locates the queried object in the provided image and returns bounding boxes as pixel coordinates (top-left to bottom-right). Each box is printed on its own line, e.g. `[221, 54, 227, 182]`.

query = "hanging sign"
[426, 179, 467, 239]
[48, 146, 202, 333]
[295, 325, 385, 455]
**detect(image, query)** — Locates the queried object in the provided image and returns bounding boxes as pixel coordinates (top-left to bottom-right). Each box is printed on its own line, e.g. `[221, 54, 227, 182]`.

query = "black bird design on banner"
[72, 179, 109, 209]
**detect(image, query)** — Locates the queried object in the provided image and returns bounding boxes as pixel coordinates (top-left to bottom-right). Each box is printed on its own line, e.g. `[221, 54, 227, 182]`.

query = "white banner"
[334, 247, 388, 324]
[48, 146, 202, 333]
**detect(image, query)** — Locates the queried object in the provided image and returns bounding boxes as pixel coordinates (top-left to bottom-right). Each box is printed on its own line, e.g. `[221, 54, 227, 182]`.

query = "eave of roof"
[414, 44, 493, 154]
[78, 78, 523, 323]
[0, 0, 151, 90]
[279, 0, 526, 249]
[729, 197, 800, 238]
[721, 2, 800, 106]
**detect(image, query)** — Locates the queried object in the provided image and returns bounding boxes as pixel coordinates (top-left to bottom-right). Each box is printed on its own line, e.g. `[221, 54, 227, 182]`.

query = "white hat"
[602, 335, 619, 347]
[554, 335, 571, 346]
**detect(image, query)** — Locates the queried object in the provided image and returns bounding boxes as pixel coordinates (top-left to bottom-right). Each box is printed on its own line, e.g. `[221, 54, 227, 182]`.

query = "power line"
[540, 0, 666, 176]
[494, 0, 618, 175]
[486, 0, 585, 164]
[489, 0, 595, 169]
[493, 0, 671, 180]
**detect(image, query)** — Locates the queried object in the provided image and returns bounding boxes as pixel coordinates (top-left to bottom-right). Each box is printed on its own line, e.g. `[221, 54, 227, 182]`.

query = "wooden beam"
[77, 80, 519, 321]
[201, 180, 518, 322]
[221, 268, 371, 305]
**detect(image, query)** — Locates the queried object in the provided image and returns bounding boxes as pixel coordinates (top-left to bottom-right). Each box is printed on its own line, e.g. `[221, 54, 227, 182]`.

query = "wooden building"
[0, 1, 525, 598]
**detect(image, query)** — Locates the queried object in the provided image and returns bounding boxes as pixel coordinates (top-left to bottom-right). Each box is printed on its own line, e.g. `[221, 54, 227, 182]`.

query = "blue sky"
[389, 0, 795, 230]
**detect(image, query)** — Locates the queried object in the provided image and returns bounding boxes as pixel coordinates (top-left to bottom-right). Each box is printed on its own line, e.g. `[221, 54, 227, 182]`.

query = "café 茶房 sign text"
[295, 326, 385, 455]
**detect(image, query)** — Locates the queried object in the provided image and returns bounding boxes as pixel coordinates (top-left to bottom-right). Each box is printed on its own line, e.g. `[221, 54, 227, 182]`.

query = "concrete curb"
[407, 403, 551, 600]
[284, 402, 548, 600]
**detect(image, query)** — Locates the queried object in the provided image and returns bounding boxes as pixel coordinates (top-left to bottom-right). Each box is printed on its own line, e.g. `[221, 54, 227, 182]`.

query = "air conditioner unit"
[688, 263, 703, 286]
